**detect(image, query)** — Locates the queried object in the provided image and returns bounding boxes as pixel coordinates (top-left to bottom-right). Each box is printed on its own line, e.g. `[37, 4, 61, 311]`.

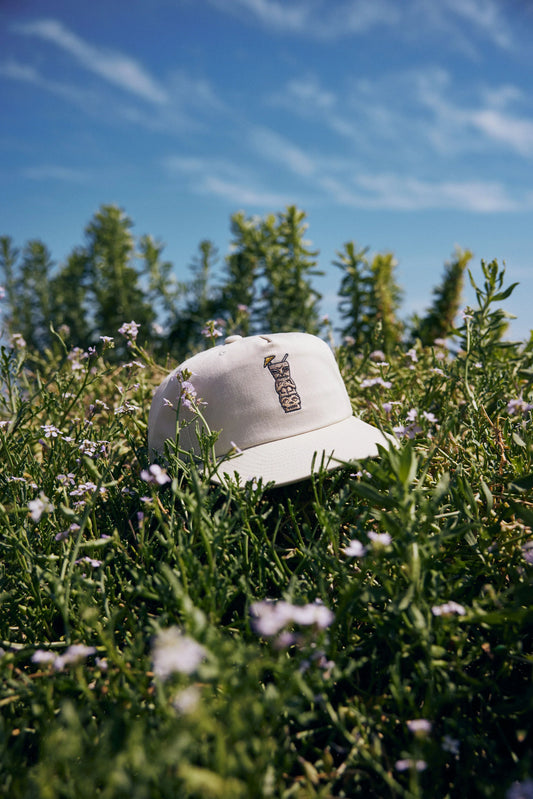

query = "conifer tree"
[256, 206, 322, 334]
[49, 248, 91, 349]
[84, 205, 155, 344]
[139, 234, 181, 326]
[218, 211, 261, 337]
[14, 240, 55, 351]
[367, 252, 404, 354]
[411, 248, 472, 346]
[167, 240, 220, 359]
[335, 241, 371, 348]
[335, 244, 403, 353]
[0, 236, 20, 337]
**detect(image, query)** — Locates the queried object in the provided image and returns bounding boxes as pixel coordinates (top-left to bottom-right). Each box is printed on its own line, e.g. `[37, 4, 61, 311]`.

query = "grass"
[1, 262, 532, 798]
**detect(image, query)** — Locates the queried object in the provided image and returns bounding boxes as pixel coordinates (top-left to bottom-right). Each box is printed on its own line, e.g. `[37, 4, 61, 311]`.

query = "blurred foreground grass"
[1, 262, 532, 798]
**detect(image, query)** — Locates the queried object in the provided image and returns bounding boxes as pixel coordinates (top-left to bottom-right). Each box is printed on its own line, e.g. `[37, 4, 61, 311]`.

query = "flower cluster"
[250, 599, 334, 643]
[28, 493, 55, 522]
[174, 369, 201, 411]
[432, 601, 466, 617]
[361, 376, 392, 389]
[151, 627, 207, 680]
[31, 644, 96, 671]
[140, 464, 171, 486]
[507, 398, 533, 415]
[118, 320, 140, 343]
[393, 408, 438, 439]
[201, 319, 224, 340]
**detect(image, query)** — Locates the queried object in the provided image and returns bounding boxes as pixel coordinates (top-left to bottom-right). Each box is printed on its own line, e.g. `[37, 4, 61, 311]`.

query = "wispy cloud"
[208, 0, 514, 48]
[414, 69, 533, 158]
[163, 155, 291, 207]
[249, 127, 316, 177]
[441, 0, 513, 49]
[165, 144, 528, 213]
[2, 50, 224, 135]
[22, 165, 91, 183]
[208, 0, 310, 34]
[467, 108, 533, 157]
[14, 18, 168, 104]
[200, 175, 291, 207]
[0, 58, 96, 106]
[208, 0, 399, 38]
[347, 173, 525, 212]
[271, 67, 533, 164]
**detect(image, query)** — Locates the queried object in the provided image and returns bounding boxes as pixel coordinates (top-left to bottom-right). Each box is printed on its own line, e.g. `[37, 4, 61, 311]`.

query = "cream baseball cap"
[148, 332, 391, 486]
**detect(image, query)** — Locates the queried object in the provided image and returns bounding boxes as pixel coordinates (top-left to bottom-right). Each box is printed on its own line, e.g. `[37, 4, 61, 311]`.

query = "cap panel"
[213, 415, 392, 486]
[177, 332, 352, 455]
[147, 331, 392, 484]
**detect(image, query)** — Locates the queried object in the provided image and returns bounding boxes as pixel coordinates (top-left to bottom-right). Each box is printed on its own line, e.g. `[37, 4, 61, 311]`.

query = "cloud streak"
[22, 165, 91, 183]
[14, 18, 168, 104]
[163, 154, 292, 208]
[208, 0, 514, 48]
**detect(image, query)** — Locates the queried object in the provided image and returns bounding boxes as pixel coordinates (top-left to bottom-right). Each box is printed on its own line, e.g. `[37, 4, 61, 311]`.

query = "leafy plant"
[1, 260, 532, 798]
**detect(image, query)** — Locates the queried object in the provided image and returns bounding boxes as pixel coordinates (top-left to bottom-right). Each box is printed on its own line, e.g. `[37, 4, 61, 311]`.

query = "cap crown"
[148, 332, 353, 457]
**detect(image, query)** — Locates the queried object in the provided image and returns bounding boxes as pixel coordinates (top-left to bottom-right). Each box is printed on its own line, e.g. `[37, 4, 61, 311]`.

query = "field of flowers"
[1, 261, 532, 798]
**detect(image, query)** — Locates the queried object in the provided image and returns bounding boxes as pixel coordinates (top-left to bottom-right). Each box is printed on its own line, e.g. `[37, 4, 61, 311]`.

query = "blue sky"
[1, 0, 532, 339]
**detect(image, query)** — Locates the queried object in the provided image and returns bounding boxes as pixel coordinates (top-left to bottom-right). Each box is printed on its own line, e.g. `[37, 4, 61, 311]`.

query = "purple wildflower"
[140, 464, 171, 486]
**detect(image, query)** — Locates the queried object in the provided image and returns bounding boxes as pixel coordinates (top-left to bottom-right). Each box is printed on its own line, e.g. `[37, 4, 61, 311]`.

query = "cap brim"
[211, 416, 393, 487]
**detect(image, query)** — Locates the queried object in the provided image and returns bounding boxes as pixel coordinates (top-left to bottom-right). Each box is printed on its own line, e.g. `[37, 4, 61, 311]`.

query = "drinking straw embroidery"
[264, 353, 302, 413]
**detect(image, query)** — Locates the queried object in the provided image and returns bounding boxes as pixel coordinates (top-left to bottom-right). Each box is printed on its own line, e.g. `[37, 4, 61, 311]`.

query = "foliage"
[166, 240, 220, 358]
[411, 248, 472, 346]
[0, 261, 532, 798]
[335, 243, 403, 355]
[2, 204, 489, 362]
[253, 205, 323, 335]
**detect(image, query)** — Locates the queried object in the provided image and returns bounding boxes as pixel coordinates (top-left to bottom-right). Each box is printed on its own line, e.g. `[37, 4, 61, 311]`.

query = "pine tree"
[49, 248, 91, 349]
[218, 211, 262, 337]
[335, 244, 403, 353]
[335, 241, 371, 348]
[0, 236, 20, 337]
[367, 252, 403, 354]
[13, 240, 55, 351]
[139, 234, 181, 324]
[257, 206, 322, 334]
[84, 205, 155, 345]
[167, 240, 220, 359]
[412, 248, 472, 346]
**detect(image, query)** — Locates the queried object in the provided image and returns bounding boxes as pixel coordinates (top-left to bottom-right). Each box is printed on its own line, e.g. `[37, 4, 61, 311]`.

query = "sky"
[1, 0, 532, 340]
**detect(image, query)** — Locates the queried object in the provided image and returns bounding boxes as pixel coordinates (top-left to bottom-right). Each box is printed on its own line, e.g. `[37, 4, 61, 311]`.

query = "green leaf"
[509, 473, 533, 491]
[512, 432, 526, 448]
[492, 283, 519, 301]
[349, 481, 395, 509]
[480, 479, 493, 511]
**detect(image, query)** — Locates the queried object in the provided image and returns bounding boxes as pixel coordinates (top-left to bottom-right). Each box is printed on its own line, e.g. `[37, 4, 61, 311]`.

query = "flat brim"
[210, 415, 392, 487]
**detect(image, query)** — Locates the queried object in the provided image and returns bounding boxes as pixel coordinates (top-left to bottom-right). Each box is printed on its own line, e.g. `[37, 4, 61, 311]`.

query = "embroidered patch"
[264, 353, 302, 413]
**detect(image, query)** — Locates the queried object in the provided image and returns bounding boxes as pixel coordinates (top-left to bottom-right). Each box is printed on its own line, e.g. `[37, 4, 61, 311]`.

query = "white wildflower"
[395, 759, 427, 772]
[54, 644, 96, 670]
[31, 649, 57, 665]
[407, 719, 432, 735]
[432, 601, 466, 617]
[140, 464, 171, 485]
[172, 685, 201, 714]
[507, 779, 533, 799]
[343, 539, 367, 557]
[151, 627, 207, 680]
[368, 531, 392, 547]
[28, 493, 54, 522]
[118, 321, 140, 341]
[442, 735, 460, 755]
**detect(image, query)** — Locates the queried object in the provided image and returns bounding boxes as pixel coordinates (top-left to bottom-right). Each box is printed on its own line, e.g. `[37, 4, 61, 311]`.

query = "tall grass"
[1, 262, 532, 798]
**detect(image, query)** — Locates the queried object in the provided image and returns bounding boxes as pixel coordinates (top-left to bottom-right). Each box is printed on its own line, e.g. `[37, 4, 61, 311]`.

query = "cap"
[148, 332, 391, 486]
